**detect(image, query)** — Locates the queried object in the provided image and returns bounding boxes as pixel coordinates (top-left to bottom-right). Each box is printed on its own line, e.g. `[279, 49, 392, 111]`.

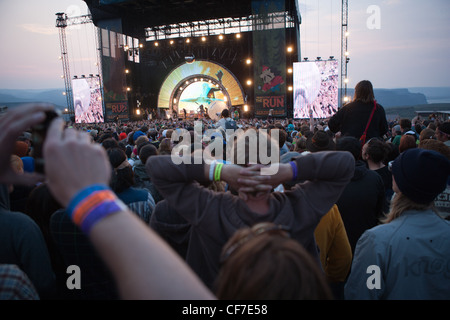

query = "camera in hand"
[32, 109, 61, 174]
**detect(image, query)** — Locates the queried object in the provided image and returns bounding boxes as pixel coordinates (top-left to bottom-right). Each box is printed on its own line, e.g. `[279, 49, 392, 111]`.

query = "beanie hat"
[392, 148, 450, 204]
[119, 132, 128, 141]
[133, 130, 145, 142]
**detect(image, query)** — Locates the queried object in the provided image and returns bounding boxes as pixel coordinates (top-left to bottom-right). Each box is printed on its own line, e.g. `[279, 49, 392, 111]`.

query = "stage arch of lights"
[157, 59, 245, 117]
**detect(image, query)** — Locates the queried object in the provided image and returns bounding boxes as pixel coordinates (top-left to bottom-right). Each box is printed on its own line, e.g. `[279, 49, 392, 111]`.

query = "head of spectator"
[399, 135, 417, 153]
[221, 109, 230, 119]
[419, 128, 436, 142]
[362, 137, 390, 165]
[436, 122, 450, 143]
[306, 131, 335, 153]
[119, 132, 128, 141]
[385, 148, 450, 223]
[101, 137, 119, 151]
[139, 144, 158, 166]
[293, 136, 308, 153]
[353, 80, 375, 104]
[392, 124, 401, 137]
[14, 141, 29, 158]
[399, 118, 412, 133]
[335, 136, 361, 161]
[10, 155, 24, 175]
[107, 147, 135, 194]
[133, 130, 146, 143]
[418, 139, 450, 160]
[214, 222, 333, 300]
[158, 138, 173, 155]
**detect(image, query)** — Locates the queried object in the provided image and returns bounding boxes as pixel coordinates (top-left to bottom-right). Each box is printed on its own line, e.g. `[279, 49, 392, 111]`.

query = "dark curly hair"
[107, 147, 135, 193]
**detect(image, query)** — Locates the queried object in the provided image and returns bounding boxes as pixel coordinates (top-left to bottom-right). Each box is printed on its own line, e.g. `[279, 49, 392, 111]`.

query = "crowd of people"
[1, 79, 450, 300]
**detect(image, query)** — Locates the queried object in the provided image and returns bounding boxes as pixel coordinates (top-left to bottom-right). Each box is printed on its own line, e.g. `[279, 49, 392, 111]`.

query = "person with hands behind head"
[146, 129, 355, 290]
[42, 114, 215, 300]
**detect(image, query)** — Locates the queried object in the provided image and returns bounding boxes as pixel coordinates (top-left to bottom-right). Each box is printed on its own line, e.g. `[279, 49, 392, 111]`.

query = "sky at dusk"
[0, 0, 449, 90]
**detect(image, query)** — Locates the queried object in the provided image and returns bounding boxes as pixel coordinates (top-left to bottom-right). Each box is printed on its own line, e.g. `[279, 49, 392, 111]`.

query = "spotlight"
[127, 87, 131, 92]
[287, 68, 293, 73]
[186, 38, 190, 43]
[125, 69, 129, 74]
[236, 33, 241, 39]
[218, 34, 224, 40]
[243, 104, 249, 112]
[154, 42, 159, 47]
[288, 86, 293, 91]
[201, 36, 206, 42]
[246, 58, 252, 64]
[139, 43, 143, 48]
[246, 80, 252, 85]
[287, 46, 293, 52]
[170, 40, 174, 45]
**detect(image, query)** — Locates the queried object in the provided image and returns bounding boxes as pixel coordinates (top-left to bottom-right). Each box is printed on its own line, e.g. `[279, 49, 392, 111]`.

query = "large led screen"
[177, 81, 227, 116]
[72, 77, 104, 123]
[293, 60, 339, 119]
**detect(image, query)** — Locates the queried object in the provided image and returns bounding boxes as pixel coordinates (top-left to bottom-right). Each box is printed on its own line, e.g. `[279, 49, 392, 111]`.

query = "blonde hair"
[10, 155, 24, 174]
[382, 192, 433, 223]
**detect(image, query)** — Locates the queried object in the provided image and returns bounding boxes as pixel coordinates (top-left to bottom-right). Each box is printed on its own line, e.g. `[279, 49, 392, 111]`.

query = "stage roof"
[84, 0, 300, 38]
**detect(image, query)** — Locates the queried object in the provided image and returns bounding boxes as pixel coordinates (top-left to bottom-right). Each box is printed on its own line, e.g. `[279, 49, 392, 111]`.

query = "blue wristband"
[289, 161, 298, 181]
[67, 184, 110, 219]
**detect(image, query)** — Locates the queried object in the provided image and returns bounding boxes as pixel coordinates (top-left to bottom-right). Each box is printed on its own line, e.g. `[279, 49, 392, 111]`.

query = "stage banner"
[105, 101, 129, 122]
[252, 0, 287, 118]
[99, 24, 129, 121]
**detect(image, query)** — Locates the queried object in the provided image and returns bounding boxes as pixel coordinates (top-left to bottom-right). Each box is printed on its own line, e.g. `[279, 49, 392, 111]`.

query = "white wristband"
[209, 160, 217, 181]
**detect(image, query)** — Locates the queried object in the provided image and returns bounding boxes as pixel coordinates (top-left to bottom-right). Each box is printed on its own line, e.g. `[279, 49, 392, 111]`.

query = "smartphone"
[31, 109, 61, 174]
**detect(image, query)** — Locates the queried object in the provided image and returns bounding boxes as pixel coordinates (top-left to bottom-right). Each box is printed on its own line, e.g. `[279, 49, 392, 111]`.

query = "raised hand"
[43, 118, 113, 207]
[0, 103, 54, 186]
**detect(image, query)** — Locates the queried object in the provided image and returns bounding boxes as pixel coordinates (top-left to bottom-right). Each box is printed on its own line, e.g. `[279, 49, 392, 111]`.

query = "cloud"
[20, 24, 58, 35]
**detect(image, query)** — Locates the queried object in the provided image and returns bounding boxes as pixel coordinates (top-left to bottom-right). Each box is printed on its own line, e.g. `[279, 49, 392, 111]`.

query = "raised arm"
[43, 118, 215, 300]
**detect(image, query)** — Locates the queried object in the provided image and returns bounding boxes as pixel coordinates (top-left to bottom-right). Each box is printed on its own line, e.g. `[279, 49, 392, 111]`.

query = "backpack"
[224, 118, 238, 130]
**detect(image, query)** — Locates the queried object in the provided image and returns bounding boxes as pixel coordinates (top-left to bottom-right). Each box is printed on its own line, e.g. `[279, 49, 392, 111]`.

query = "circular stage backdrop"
[157, 60, 245, 116]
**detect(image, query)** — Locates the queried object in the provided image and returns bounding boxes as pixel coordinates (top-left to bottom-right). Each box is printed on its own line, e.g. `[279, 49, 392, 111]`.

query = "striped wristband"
[214, 163, 224, 181]
[209, 160, 217, 181]
[67, 184, 125, 234]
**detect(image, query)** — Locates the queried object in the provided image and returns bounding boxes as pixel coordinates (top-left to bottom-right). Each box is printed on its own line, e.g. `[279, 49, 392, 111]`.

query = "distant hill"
[0, 89, 68, 107]
[408, 87, 450, 104]
[384, 103, 450, 121]
[345, 88, 429, 108]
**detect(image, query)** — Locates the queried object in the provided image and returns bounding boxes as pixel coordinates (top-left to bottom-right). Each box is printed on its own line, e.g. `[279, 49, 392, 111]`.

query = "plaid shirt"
[49, 209, 119, 300]
[0, 264, 39, 300]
